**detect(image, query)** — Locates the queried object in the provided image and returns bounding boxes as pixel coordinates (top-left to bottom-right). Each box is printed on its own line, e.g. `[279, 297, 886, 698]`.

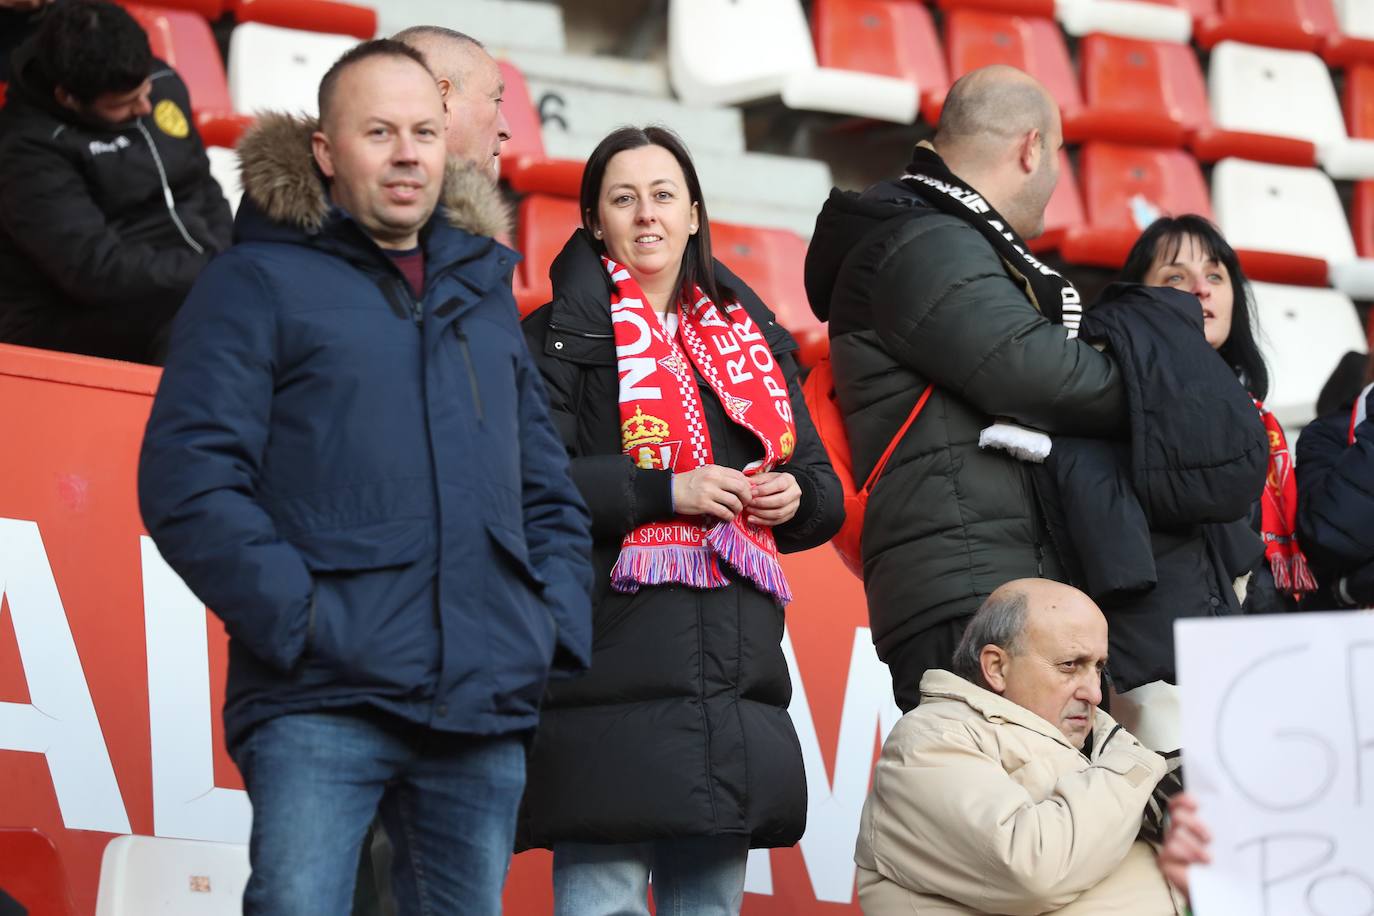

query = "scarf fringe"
[1269, 550, 1318, 595]
[706, 520, 794, 604]
[610, 544, 729, 594]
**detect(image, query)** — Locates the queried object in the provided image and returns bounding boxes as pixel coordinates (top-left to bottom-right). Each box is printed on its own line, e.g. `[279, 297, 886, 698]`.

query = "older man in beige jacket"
[855, 579, 1185, 915]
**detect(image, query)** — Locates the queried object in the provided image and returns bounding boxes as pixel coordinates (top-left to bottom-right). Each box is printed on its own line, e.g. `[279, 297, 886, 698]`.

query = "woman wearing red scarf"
[1102, 216, 1314, 762]
[517, 126, 842, 915]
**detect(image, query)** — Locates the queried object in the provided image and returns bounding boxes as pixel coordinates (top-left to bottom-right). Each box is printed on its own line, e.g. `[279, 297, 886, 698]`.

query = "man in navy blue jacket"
[138, 40, 593, 915]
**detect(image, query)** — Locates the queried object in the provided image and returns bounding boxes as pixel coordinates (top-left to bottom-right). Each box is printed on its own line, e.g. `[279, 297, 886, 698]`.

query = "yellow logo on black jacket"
[154, 99, 189, 139]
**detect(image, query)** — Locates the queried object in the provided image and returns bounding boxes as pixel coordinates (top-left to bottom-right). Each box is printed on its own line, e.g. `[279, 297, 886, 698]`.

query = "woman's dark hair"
[578, 125, 733, 307]
[38, 0, 152, 105]
[1120, 214, 1270, 401]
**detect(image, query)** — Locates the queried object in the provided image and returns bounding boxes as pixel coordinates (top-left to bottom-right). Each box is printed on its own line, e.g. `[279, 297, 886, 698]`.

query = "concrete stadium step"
[376, 0, 566, 53]
[529, 80, 746, 155]
[503, 49, 670, 98]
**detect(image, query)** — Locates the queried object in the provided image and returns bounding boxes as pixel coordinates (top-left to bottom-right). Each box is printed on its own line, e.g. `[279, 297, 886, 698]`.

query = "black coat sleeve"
[1297, 404, 1374, 573]
[521, 304, 673, 544]
[870, 216, 1128, 437]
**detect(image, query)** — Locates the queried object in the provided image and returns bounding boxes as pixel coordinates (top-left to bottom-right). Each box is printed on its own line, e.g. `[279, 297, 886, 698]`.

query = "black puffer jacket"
[1297, 389, 1374, 607]
[0, 43, 231, 363]
[517, 230, 843, 850]
[1036, 285, 1269, 689]
[805, 182, 1127, 662]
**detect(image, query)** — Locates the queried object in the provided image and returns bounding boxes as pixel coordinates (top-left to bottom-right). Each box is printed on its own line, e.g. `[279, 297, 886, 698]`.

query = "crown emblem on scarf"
[622, 406, 671, 450]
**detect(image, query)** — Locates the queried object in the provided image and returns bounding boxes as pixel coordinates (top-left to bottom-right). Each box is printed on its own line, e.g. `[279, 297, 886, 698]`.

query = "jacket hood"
[236, 112, 511, 240]
[804, 184, 922, 323]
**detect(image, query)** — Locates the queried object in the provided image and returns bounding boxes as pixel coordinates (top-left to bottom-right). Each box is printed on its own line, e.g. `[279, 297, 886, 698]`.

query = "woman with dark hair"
[518, 126, 843, 915]
[1120, 214, 1315, 615]
[1296, 353, 1374, 608]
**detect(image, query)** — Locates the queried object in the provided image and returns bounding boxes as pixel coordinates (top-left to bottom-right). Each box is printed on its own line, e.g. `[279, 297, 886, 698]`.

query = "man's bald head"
[953, 579, 1108, 743]
[931, 66, 1063, 239]
[935, 66, 1054, 161]
[393, 25, 485, 86]
[394, 26, 511, 177]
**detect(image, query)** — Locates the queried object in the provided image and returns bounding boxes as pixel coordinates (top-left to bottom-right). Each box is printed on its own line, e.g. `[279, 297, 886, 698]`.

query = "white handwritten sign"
[1177, 612, 1374, 916]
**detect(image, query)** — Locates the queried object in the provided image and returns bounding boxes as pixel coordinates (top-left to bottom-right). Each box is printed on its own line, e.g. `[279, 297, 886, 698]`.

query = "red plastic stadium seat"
[229, 0, 376, 39]
[1195, 0, 1338, 52]
[0, 828, 77, 916]
[1353, 180, 1374, 257]
[118, 0, 224, 18]
[497, 61, 584, 198]
[1072, 34, 1208, 147]
[713, 224, 827, 366]
[936, 9, 1081, 125]
[1031, 151, 1085, 254]
[1061, 144, 1213, 268]
[934, 0, 1055, 17]
[811, 0, 950, 124]
[515, 195, 580, 315]
[0, 82, 7, 108]
[1345, 63, 1374, 139]
[124, 3, 233, 116]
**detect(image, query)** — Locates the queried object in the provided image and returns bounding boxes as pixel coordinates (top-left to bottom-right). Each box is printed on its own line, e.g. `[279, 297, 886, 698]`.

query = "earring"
[594, 229, 603, 239]
[690, 224, 698, 232]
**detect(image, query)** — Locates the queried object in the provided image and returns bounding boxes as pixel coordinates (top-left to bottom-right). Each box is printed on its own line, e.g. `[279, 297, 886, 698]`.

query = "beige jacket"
[855, 670, 1184, 915]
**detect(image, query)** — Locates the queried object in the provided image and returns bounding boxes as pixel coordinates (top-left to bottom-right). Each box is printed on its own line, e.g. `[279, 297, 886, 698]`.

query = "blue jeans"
[552, 837, 749, 916]
[232, 710, 525, 916]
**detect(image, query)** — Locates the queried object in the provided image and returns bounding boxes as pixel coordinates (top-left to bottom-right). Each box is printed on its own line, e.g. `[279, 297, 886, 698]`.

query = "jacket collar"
[234, 112, 511, 244]
[233, 112, 515, 304]
[918, 669, 1119, 756]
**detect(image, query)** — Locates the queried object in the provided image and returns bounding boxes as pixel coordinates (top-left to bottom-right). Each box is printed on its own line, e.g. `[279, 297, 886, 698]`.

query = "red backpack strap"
[859, 385, 933, 495]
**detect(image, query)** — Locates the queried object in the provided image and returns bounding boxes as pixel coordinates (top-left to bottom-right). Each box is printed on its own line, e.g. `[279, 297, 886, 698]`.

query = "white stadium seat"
[1209, 41, 1374, 179]
[667, 0, 918, 123]
[1333, 0, 1374, 42]
[206, 147, 241, 216]
[1055, 0, 1192, 43]
[94, 835, 249, 916]
[1212, 157, 1374, 298]
[228, 22, 359, 117]
[1251, 282, 1367, 429]
[376, 0, 566, 54]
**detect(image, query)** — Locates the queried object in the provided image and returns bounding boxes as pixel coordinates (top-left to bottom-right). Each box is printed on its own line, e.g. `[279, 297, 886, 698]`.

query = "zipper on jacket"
[454, 322, 484, 423]
[136, 120, 204, 255]
[547, 320, 613, 340]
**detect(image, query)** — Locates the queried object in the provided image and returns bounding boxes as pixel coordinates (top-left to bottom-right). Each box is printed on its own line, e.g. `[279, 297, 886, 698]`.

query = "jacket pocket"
[487, 521, 547, 590]
[291, 522, 435, 679]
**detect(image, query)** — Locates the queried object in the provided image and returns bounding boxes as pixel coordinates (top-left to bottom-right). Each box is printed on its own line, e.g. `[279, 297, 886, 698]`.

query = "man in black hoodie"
[805, 66, 1128, 711]
[0, 0, 231, 364]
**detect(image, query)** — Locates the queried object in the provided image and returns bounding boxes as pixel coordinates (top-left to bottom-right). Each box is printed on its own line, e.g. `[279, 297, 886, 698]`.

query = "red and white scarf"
[1255, 398, 1316, 597]
[1349, 382, 1372, 445]
[606, 256, 796, 602]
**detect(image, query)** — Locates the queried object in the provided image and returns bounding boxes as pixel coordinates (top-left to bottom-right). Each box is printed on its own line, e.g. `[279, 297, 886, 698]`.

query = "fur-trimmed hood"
[236, 112, 511, 240]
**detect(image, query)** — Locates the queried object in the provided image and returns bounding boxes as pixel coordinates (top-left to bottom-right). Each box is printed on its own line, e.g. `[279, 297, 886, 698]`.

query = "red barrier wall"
[0, 343, 891, 914]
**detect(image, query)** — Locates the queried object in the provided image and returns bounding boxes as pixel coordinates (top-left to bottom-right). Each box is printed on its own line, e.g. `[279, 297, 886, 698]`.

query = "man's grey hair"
[391, 26, 484, 88]
[951, 588, 1030, 687]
